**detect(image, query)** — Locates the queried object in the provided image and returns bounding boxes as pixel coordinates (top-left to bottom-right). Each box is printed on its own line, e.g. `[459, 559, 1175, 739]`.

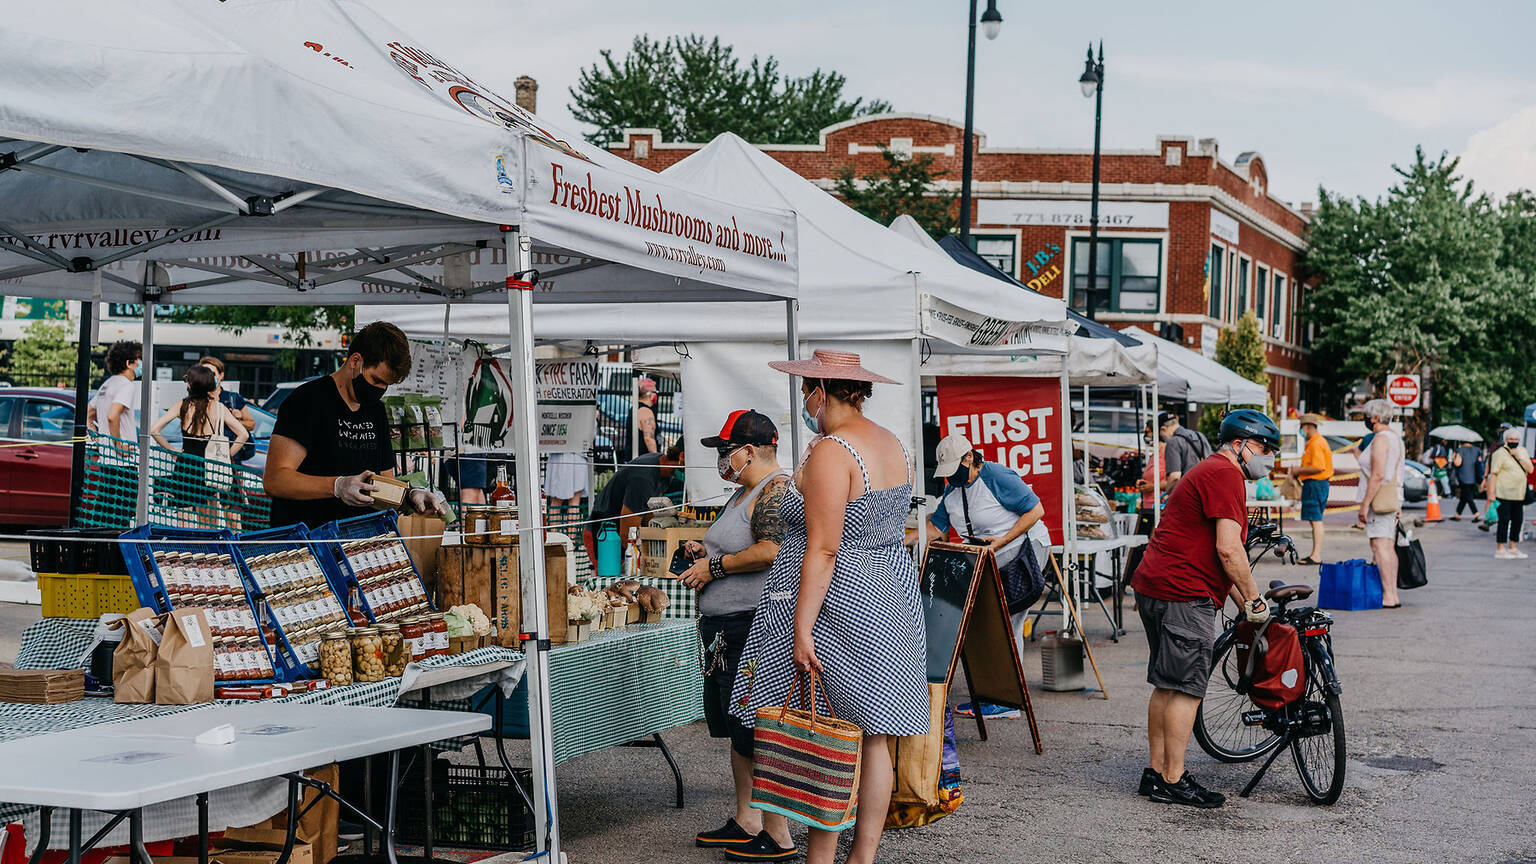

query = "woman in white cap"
[730, 350, 927, 864]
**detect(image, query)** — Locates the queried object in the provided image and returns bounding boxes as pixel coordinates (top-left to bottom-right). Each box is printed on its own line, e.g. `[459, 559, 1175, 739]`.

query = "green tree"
[190, 306, 353, 349]
[832, 150, 957, 237]
[570, 35, 891, 145]
[1, 317, 78, 387]
[1300, 148, 1525, 441]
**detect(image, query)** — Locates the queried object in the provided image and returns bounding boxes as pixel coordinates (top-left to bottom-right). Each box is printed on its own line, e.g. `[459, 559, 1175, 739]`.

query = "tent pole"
[1059, 365, 1074, 635]
[1151, 377, 1160, 527]
[504, 227, 560, 861]
[69, 297, 94, 527]
[909, 337, 926, 563]
[135, 299, 155, 524]
[785, 299, 802, 457]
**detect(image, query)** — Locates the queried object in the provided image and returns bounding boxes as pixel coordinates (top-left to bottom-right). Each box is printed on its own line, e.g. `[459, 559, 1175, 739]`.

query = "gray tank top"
[698, 469, 789, 617]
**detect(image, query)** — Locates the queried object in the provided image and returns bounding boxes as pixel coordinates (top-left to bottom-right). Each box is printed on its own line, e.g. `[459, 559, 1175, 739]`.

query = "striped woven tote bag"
[751, 669, 865, 831]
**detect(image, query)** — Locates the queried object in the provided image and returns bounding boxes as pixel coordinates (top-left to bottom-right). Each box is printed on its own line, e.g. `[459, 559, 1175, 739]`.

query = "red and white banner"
[936, 376, 1067, 545]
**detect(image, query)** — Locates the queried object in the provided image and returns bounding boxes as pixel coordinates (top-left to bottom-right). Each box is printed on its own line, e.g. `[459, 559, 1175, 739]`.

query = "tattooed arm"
[722, 475, 789, 574]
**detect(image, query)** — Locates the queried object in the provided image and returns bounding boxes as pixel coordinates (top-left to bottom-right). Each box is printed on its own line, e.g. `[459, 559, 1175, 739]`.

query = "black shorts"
[1136, 592, 1217, 698]
[699, 611, 756, 758]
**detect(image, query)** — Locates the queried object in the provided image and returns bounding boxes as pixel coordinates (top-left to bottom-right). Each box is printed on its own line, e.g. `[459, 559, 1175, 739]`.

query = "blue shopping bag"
[1318, 559, 1382, 611]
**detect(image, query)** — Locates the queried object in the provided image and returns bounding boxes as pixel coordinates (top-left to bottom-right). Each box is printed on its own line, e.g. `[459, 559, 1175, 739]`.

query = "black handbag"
[958, 483, 1045, 613]
[1394, 523, 1428, 590]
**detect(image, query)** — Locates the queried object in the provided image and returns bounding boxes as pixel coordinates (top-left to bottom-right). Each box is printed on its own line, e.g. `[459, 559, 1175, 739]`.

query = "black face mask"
[949, 460, 971, 487]
[353, 374, 386, 409]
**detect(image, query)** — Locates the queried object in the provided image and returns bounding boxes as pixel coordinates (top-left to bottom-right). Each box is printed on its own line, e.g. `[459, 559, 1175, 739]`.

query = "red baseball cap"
[701, 409, 778, 450]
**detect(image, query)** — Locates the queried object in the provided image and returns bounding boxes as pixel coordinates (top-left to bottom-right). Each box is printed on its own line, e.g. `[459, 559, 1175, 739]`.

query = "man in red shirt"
[1130, 409, 1278, 808]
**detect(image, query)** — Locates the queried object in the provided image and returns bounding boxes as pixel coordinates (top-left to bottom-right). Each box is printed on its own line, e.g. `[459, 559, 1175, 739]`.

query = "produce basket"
[119, 525, 297, 683]
[397, 759, 535, 851]
[312, 511, 435, 624]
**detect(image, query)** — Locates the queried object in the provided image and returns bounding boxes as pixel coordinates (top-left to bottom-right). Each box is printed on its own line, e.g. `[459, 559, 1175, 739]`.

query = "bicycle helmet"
[1218, 408, 1281, 451]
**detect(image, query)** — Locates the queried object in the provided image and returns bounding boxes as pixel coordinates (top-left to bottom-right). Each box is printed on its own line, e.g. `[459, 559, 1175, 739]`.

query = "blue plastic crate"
[1317, 558, 1383, 611]
[233, 522, 352, 677]
[118, 524, 297, 683]
[312, 511, 435, 623]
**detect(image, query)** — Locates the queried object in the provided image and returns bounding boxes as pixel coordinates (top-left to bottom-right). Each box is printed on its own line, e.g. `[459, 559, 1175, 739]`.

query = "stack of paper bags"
[0, 668, 85, 704]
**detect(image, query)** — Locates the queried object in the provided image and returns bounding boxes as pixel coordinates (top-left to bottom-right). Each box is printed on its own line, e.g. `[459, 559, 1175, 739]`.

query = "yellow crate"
[38, 572, 140, 619]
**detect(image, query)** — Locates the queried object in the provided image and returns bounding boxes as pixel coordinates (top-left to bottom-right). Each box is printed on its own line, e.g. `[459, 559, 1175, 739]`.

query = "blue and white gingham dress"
[729, 436, 929, 736]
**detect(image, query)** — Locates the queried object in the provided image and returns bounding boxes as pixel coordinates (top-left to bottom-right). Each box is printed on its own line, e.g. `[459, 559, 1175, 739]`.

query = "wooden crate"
[436, 540, 570, 645]
[637, 526, 708, 579]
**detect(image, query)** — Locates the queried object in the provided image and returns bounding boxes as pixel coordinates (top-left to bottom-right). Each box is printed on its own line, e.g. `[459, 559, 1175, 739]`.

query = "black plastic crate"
[397, 760, 535, 851]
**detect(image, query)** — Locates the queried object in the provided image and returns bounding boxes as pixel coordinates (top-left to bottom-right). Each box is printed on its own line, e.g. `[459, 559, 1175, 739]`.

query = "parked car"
[0, 388, 76, 526]
[1403, 459, 1430, 503]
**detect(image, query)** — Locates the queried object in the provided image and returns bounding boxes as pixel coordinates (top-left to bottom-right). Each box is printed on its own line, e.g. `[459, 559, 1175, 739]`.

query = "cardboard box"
[437, 540, 569, 645]
[396, 514, 446, 587]
[368, 475, 409, 509]
[235, 762, 337, 864]
[214, 829, 314, 864]
[638, 526, 708, 579]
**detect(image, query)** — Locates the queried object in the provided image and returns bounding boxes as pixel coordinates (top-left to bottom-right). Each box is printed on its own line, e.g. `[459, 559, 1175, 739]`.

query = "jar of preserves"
[377, 622, 406, 676]
[320, 632, 353, 686]
[400, 617, 429, 662]
[426, 613, 450, 657]
[350, 626, 385, 682]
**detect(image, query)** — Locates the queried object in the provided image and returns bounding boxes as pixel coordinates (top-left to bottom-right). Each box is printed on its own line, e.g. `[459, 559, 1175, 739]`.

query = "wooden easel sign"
[918, 541, 1042, 754]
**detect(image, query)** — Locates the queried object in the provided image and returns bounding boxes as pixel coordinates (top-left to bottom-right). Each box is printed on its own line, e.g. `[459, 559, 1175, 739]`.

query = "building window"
[1070, 237, 1162, 313]
[1256, 264, 1269, 322]
[969, 234, 1017, 278]
[1237, 257, 1250, 315]
[1272, 273, 1286, 339]
[1208, 244, 1224, 320]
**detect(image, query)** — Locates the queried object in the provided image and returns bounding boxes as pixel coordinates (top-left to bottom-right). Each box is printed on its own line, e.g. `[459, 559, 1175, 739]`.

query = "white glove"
[405, 488, 452, 519]
[333, 472, 376, 507]
[1243, 597, 1271, 624]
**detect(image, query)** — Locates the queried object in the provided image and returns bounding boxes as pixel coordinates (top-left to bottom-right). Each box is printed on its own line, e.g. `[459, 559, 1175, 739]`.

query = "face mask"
[949, 458, 971, 487]
[717, 447, 748, 483]
[131, 362, 142, 380]
[1239, 442, 1275, 481]
[801, 388, 822, 435]
[353, 371, 386, 409]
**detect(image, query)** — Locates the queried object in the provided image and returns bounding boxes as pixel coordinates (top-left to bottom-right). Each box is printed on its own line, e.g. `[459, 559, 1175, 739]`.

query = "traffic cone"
[1424, 482, 1443, 523]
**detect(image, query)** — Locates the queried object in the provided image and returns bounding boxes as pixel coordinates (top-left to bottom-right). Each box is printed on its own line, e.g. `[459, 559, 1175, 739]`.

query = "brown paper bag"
[240, 763, 337, 864]
[887, 682, 948, 808]
[1279, 473, 1304, 502]
[111, 607, 162, 704]
[153, 608, 215, 704]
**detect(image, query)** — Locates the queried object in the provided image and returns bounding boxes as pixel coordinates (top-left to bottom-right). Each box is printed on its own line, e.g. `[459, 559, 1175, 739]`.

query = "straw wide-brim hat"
[1299, 413, 1325, 427]
[767, 349, 901, 384]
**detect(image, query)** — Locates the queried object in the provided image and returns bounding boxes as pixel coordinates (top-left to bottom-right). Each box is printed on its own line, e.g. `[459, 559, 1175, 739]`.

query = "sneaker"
[1149, 772, 1225, 809]
[1136, 767, 1159, 796]
[696, 819, 755, 848]
[1515, 549, 1530, 559]
[1496, 549, 1516, 559]
[722, 831, 799, 861]
[337, 820, 366, 842]
[955, 701, 1021, 719]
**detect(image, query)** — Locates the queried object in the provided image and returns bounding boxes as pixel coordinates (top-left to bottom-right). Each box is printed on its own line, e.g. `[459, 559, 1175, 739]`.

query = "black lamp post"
[1079, 42, 1105, 320]
[958, 0, 1002, 244]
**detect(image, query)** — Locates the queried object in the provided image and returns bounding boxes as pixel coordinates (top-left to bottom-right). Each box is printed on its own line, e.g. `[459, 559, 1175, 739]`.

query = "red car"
[0, 387, 76, 527]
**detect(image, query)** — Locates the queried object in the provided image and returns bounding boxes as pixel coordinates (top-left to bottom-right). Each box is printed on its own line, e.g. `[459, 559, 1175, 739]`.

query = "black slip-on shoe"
[1137, 767, 1159, 796]
[1149, 772, 1225, 808]
[696, 819, 755, 848]
[722, 831, 800, 861]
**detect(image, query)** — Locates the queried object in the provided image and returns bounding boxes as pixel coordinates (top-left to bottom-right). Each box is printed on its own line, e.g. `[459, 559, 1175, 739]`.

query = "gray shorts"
[1136, 592, 1218, 698]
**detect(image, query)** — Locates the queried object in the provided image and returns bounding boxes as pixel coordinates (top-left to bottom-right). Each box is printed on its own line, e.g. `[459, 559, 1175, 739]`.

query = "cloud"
[1119, 54, 1534, 132]
[1459, 105, 1536, 198]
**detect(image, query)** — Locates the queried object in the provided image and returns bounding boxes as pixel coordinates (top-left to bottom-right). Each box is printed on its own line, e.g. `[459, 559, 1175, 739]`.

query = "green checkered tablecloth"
[589, 576, 698, 620]
[545, 620, 702, 765]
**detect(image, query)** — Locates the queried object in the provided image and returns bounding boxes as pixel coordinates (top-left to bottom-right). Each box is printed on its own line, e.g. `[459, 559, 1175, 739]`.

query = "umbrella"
[1428, 424, 1482, 443]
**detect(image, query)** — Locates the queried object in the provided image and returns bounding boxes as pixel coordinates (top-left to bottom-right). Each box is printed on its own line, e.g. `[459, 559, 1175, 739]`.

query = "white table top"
[0, 704, 488, 811]
[1247, 498, 1295, 509]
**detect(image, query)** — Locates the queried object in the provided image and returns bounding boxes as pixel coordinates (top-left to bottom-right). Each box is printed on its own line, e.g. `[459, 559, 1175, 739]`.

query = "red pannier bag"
[1232, 620, 1306, 710]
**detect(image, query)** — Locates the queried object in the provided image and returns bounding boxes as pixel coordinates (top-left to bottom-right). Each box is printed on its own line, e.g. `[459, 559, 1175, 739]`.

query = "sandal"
[1297, 557, 1322, 566]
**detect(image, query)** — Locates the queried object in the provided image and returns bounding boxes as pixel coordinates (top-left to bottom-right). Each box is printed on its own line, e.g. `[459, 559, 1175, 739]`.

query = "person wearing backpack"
[1131, 409, 1274, 809]
[1158, 411, 1212, 494]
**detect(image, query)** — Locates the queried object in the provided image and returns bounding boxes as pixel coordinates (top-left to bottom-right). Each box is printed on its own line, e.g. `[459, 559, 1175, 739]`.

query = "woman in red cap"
[730, 350, 928, 864]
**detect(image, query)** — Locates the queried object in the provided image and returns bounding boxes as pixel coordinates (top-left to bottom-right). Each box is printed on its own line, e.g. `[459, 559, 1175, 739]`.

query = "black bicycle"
[1193, 577, 1347, 804]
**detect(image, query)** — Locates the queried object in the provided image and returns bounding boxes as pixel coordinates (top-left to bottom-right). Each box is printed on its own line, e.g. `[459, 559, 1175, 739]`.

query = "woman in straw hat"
[729, 350, 927, 864]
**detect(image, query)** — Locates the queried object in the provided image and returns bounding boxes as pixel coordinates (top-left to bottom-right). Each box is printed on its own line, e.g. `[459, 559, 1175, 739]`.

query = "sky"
[370, 0, 1536, 207]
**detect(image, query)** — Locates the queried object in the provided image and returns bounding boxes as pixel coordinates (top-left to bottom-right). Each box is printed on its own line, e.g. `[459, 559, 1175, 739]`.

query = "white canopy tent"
[1120, 326, 1269, 406]
[0, 3, 801, 859]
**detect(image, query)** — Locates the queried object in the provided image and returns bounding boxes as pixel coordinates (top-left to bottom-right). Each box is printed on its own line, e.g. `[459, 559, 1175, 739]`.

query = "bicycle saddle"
[1264, 583, 1314, 602]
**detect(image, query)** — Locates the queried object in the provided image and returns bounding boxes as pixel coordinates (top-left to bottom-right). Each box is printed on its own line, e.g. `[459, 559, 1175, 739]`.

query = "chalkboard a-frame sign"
[918, 541, 1042, 753]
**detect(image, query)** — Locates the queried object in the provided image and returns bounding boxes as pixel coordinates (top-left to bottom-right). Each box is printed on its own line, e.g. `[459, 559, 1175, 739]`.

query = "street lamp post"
[958, 0, 1002, 244]
[1079, 42, 1105, 320]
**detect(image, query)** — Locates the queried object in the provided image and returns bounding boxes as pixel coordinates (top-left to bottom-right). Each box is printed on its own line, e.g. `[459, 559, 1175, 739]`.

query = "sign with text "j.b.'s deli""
[936, 376, 1066, 545]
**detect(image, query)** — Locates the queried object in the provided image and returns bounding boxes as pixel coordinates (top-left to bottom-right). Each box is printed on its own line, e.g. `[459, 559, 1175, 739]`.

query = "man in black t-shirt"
[583, 442, 683, 569]
[263, 322, 443, 528]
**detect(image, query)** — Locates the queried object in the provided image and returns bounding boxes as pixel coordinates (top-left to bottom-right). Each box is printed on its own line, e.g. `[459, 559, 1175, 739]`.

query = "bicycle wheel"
[1194, 633, 1284, 762]
[1291, 663, 1347, 804]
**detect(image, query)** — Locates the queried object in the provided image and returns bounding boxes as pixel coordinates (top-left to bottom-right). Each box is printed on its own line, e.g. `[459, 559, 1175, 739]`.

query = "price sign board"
[1386, 373, 1420, 408]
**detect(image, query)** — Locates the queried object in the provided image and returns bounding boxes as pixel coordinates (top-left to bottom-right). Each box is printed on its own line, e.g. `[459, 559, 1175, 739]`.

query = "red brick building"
[609, 114, 1317, 409]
